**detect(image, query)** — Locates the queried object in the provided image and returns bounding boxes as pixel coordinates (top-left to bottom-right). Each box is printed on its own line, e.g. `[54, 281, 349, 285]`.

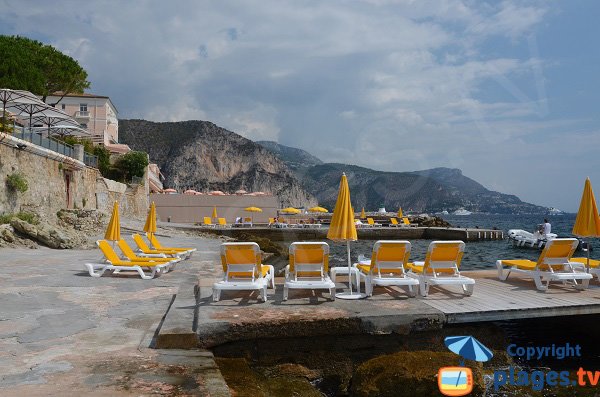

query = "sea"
[327, 213, 600, 270]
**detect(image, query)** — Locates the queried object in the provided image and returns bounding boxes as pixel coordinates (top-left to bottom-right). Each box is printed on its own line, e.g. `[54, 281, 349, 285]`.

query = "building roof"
[48, 92, 119, 114]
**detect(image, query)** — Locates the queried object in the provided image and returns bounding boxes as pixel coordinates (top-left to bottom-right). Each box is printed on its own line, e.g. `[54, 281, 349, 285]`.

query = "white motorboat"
[547, 207, 564, 216]
[453, 208, 472, 216]
[507, 226, 557, 249]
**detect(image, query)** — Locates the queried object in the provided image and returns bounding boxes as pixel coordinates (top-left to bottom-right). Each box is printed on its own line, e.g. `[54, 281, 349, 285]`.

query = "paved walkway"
[0, 233, 229, 396]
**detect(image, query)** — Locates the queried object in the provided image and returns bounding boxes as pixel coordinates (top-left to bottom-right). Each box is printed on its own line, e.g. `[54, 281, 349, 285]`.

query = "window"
[80, 103, 88, 112]
[80, 123, 88, 129]
[61, 104, 66, 110]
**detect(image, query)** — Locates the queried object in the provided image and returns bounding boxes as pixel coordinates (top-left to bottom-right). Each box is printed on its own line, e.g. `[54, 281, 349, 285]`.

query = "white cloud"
[2, 0, 595, 211]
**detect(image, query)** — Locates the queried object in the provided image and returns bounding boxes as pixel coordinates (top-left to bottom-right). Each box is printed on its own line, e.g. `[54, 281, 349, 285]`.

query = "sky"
[1, 0, 599, 211]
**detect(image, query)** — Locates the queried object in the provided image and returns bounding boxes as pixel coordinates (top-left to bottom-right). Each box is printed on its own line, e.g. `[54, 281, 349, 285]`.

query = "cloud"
[2, 0, 595, 211]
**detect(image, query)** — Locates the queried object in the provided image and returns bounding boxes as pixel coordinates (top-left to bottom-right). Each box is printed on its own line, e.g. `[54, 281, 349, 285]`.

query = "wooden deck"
[426, 271, 600, 323]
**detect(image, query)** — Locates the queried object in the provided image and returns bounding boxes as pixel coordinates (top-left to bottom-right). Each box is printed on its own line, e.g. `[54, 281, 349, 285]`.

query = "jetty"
[158, 269, 600, 349]
[174, 224, 504, 241]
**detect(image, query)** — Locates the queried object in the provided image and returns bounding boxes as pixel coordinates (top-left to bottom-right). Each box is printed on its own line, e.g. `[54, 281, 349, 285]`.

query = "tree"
[0, 35, 90, 103]
[114, 151, 149, 182]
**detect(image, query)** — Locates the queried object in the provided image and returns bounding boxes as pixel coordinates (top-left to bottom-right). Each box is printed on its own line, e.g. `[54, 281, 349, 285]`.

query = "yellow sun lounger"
[496, 238, 592, 291]
[132, 234, 184, 258]
[402, 217, 412, 226]
[84, 240, 173, 279]
[570, 257, 600, 280]
[217, 218, 229, 228]
[213, 242, 274, 302]
[117, 239, 180, 265]
[284, 242, 336, 301]
[389, 218, 400, 227]
[406, 240, 474, 297]
[366, 218, 382, 227]
[146, 233, 196, 257]
[354, 240, 419, 297]
[203, 217, 215, 228]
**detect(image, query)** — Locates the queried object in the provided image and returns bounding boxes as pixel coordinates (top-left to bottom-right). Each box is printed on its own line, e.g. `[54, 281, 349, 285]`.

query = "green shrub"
[114, 151, 149, 182]
[0, 211, 39, 225]
[0, 213, 13, 224]
[15, 211, 38, 225]
[6, 173, 28, 193]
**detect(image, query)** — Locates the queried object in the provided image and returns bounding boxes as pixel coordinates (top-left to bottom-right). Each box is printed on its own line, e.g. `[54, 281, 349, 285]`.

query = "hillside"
[256, 141, 323, 171]
[119, 120, 316, 207]
[298, 164, 545, 214]
[255, 143, 546, 214]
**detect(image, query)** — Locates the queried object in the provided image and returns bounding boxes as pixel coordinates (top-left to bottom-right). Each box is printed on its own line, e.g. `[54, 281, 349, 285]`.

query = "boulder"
[10, 218, 76, 249]
[350, 350, 484, 397]
[0, 224, 16, 243]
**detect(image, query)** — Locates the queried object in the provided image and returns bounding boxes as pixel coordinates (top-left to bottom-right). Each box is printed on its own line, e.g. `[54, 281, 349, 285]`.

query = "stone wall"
[0, 133, 148, 219]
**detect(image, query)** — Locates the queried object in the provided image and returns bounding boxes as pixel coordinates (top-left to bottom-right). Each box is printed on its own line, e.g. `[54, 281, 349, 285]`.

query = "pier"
[158, 269, 600, 349]
[174, 225, 504, 241]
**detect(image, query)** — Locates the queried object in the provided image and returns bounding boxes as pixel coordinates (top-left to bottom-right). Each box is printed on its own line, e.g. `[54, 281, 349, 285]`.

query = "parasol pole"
[347, 240, 353, 294]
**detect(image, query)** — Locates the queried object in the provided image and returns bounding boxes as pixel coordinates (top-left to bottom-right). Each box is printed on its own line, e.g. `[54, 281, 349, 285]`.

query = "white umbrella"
[0, 89, 47, 132]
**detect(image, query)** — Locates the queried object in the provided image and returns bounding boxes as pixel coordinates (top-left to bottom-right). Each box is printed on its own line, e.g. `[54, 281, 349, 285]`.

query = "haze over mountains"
[120, 119, 547, 214]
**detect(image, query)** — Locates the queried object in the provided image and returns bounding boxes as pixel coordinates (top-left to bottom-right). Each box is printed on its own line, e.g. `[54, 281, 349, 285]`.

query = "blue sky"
[1, 0, 599, 211]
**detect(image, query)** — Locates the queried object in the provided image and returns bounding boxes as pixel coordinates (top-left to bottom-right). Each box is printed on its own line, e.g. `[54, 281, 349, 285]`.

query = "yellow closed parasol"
[212, 206, 218, 219]
[327, 173, 363, 299]
[397, 207, 404, 218]
[105, 201, 121, 244]
[572, 178, 600, 270]
[360, 207, 366, 219]
[143, 202, 157, 236]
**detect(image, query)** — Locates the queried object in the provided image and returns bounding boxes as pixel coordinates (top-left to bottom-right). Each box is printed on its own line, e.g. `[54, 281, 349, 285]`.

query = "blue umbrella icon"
[445, 335, 493, 365]
[444, 336, 493, 388]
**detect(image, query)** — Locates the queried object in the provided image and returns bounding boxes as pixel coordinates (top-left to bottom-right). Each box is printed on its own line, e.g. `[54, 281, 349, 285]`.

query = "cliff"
[119, 120, 316, 207]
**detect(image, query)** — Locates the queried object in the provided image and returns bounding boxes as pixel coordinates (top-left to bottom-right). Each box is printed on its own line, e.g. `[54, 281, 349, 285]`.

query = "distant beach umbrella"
[163, 188, 177, 194]
[397, 208, 404, 218]
[235, 189, 247, 195]
[328, 173, 363, 299]
[308, 206, 328, 213]
[209, 190, 225, 195]
[572, 178, 600, 270]
[244, 207, 262, 212]
[212, 206, 218, 219]
[183, 189, 197, 195]
[281, 207, 301, 214]
[360, 207, 366, 219]
[144, 202, 157, 235]
[444, 336, 493, 363]
[104, 201, 121, 243]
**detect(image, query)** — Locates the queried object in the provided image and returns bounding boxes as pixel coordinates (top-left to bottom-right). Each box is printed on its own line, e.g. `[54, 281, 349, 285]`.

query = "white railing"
[75, 111, 90, 118]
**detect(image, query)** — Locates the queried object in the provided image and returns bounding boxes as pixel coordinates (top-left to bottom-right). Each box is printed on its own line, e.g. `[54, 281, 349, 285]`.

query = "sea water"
[327, 214, 600, 270]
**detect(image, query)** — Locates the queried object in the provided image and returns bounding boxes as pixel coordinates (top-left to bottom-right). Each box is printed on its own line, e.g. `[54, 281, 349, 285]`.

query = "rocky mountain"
[256, 141, 323, 171]
[118, 120, 316, 207]
[256, 143, 546, 214]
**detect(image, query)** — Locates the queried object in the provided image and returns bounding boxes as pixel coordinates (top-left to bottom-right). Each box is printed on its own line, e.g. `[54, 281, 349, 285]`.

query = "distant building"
[47, 92, 119, 146]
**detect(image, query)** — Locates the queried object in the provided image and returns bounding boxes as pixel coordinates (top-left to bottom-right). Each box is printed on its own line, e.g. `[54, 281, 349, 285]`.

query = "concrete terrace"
[3, 233, 600, 395]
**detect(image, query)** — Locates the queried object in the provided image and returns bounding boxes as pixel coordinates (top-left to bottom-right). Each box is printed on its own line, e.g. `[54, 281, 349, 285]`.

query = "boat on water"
[507, 227, 557, 249]
[547, 207, 564, 216]
[453, 208, 472, 216]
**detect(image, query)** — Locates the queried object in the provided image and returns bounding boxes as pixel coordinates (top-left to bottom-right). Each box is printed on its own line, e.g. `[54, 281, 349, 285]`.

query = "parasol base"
[336, 292, 367, 300]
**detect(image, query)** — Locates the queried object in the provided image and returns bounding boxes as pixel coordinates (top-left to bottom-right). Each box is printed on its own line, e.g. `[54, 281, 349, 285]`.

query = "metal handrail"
[12, 130, 98, 168]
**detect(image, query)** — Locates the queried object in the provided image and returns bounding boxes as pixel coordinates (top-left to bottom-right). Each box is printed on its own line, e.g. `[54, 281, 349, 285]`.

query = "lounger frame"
[284, 242, 336, 301]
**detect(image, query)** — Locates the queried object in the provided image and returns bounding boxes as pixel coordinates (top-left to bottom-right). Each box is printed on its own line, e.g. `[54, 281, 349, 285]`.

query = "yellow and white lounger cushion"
[212, 242, 274, 302]
[284, 242, 336, 301]
[84, 240, 173, 280]
[132, 234, 184, 258]
[117, 238, 180, 265]
[406, 240, 474, 297]
[496, 238, 592, 291]
[146, 233, 196, 258]
[354, 240, 419, 297]
[570, 257, 600, 280]
[203, 217, 215, 228]
[366, 218, 382, 227]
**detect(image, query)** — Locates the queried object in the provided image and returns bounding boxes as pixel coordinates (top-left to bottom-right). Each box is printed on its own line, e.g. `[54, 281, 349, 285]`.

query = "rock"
[350, 351, 484, 397]
[0, 224, 16, 243]
[10, 218, 76, 249]
[417, 216, 451, 227]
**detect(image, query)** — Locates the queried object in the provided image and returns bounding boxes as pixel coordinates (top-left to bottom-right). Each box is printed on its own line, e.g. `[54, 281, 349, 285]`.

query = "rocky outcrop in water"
[119, 120, 316, 207]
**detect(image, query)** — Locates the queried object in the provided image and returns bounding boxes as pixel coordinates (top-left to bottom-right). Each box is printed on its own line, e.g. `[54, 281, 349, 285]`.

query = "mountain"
[256, 144, 546, 214]
[256, 141, 323, 171]
[298, 164, 544, 214]
[118, 119, 316, 207]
